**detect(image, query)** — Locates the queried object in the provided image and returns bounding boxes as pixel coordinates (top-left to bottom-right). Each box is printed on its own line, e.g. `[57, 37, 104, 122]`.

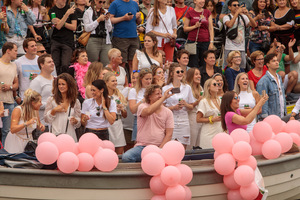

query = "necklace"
[111, 64, 120, 75]
[113, 70, 120, 75]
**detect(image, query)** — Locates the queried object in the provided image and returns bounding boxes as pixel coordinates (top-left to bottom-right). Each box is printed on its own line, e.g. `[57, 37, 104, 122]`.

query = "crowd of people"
[1, 0, 300, 162]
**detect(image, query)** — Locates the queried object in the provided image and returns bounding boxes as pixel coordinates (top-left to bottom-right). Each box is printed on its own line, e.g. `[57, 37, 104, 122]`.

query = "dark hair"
[52, 73, 78, 108]
[5, 0, 11, 6]
[203, 50, 216, 59]
[228, 0, 239, 6]
[144, 84, 162, 104]
[143, 32, 159, 57]
[23, 38, 36, 52]
[213, 73, 228, 93]
[205, 0, 217, 16]
[266, 0, 275, 13]
[91, 79, 111, 110]
[252, 0, 270, 18]
[45, 0, 55, 8]
[264, 53, 277, 65]
[176, 49, 190, 60]
[37, 54, 52, 70]
[71, 48, 87, 64]
[297, 40, 300, 47]
[2, 42, 16, 55]
[220, 91, 236, 131]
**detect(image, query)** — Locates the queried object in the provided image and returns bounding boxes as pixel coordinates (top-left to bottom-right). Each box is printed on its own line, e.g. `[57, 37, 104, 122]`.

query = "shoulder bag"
[184, 11, 202, 55]
[144, 51, 158, 68]
[78, 30, 91, 46]
[225, 14, 246, 40]
[24, 126, 38, 156]
[159, 14, 176, 47]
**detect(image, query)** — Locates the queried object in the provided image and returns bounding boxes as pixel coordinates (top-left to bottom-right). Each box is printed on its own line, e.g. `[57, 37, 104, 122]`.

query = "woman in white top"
[81, 79, 117, 140]
[5, 89, 45, 153]
[186, 68, 203, 150]
[128, 68, 153, 141]
[104, 72, 127, 154]
[83, 0, 112, 65]
[146, 0, 177, 62]
[197, 78, 222, 149]
[44, 73, 81, 142]
[233, 72, 261, 132]
[84, 62, 103, 99]
[132, 32, 163, 72]
[106, 48, 128, 92]
[162, 63, 195, 148]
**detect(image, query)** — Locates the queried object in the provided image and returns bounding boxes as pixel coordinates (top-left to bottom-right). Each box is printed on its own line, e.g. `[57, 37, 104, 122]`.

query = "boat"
[1, 150, 300, 200]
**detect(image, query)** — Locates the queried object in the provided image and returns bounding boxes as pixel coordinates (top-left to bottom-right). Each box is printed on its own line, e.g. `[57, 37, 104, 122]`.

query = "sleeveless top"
[136, 50, 160, 69]
[238, 91, 256, 132]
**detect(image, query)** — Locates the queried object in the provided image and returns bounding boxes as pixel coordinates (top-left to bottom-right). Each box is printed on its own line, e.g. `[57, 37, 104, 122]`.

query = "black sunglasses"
[176, 70, 184, 74]
[99, 1, 105, 3]
[37, 50, 46, 53]
[96, 106, 100, 116]
[213, 83, 221, 87]
[232, 3, 240, 7]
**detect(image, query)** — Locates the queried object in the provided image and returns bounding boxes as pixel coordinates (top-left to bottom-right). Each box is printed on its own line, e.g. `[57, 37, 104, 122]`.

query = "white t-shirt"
[116, 66, 126, 92]
[223, 14, 249, 51]
[128, 87, 146, 115]
[81, 98, 117, 129]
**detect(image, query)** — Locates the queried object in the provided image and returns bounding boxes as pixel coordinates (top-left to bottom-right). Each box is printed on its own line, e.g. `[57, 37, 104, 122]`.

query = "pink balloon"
[249, 132, 263, 156]
[78, 133, 101, 155]
[165, 184, 186, 200]
[161, 141, 185, 165]
[176, 164, 193, 185]
[160, 166, 181, 187]
[285, 120, 300, 135]
[55, 134, 76, 154]
[281, 121, 287, 132]
[238, 155, 257, 170]
[214, 153, 236, 176]
[184, 186, 192, 200]
[102, 140, 115, 151]
[223, 172, 240, 190]
[150, 175, 168, 195]
[57, 152, 79, 174]
[227, 189, 243, 200]
[290, 133, 300, 146]
[74, 143, 80, 155]
[37, 132, 56, 145]
[151, 195, 166, 200]
[232, 141, 252, 161]
[234, 165, 254, 187]
[141, 145, 161, 159]
[36, 141, 59, 165]
[141, 152, 165, 176]
[274, 132, 293, 153]
[214, 151, 221, 159]
[212, 132, 234, 153]
[253, 122, 273, 143]
[77, 153, 94, 172]
[240, 182, 259, 200]
[230, 128, 250, 143]
[94, 148, 119, 172]
[263, 115, 283, 134]
[262, 139, 282, 159]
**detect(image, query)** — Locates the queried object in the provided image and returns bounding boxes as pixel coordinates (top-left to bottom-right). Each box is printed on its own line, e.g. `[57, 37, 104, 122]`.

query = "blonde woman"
[233, 72, 261, 132]
[5, 89, 45, 153]
[225, 50, 245, 91]
[186, 68, 203, 150]
[162, 63, 195, 148]
[128, 68, 153, 141]
[84, 62, 103, 99]
[196, 78, 222, 149]
[104, 72, 127, 154]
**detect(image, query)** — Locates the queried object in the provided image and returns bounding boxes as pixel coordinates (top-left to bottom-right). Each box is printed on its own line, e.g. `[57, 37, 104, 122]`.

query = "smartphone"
[70, 1, 75, 7]
[128, 12, 133, 15]
[241, 2, 245, 7]
[262, 90, 266, 97]
[2, 6, 6, 13]
[171, 88, 180, 94]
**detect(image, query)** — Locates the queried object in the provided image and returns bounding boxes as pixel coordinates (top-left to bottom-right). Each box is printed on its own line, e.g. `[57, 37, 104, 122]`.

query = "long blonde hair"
[84, 62, 103, 87]
[186, 68, 203, 99]
[167, 63, 186, 85]
[135, 68, 153, 94]
[21, 89, 41, 124]
[103, 72, 127, 106]
[233, 72, 252, 94]
[203, 78, 220, 109]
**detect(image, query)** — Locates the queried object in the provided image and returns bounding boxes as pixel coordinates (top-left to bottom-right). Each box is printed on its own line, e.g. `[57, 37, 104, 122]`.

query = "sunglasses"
[212, 83, 221, 87]
[133, 70, 140, 73]
[255, 58, 264, 61]
[37, 50, 46, 53]
[233, 96, 240, 100]
[98, 0, 105, 3]
[232, 3, 240, 7]
[176, 70, 184, 74]
[96, 106, 100, 116]
[233, 56, 241, 59]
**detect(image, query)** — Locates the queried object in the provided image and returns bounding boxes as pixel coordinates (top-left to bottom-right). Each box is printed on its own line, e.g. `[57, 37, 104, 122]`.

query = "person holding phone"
[162, 63, 195, 148]
[0, 5, 9, 55]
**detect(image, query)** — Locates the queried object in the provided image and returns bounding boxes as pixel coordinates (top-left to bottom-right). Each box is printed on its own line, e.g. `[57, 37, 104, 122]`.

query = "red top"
[175, 6, 193, 20]
[247, 65, 268, 89]
[186, 9, 211, 42]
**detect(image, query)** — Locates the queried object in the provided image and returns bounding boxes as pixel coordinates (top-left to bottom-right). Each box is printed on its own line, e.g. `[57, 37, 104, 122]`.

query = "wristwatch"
[10, 86, 13, 90]
[103, 107, 108, 111]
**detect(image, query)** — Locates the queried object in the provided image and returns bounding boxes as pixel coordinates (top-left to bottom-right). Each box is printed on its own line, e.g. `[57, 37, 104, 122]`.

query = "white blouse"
[136, 50, 160, 70]
[128, 87, 146, 115]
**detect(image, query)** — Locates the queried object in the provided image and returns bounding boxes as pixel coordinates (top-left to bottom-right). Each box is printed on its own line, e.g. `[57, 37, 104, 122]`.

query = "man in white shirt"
[29, 54, 55, 125]
[15, 38, 39, 100]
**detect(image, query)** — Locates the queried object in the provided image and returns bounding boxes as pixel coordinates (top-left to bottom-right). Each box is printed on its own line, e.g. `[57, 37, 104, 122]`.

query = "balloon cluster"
[140, 141, 193, 200]
[251, 115, 300, 159]
[35, 132, 119, 173]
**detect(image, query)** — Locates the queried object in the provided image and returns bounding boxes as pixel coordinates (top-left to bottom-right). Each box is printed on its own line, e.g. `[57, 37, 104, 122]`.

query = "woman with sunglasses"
[132, 32, 163, 73]
[186, 68, 204, 150]
[233, 72, 261, 132]
[103, 72, 127, 154]
[248, 50, 267, 90]
[225, 50, 245, 91]
[84, 62, 103, 99]
[69, 48, 91, 99]
[106, 48, 128, 92]
[45, 73, 81, 141]
[162, 63, 195, 148]
[213, 73, 228, 98]
[176, 49, 190, 77]
[81, 79, 117, 140]
[196, 78, 222, 149]
[83, 0, 112, 65]
[151, 65, 166, 87]
[128, 68, 153, 141]
[220, 91, 268, 134]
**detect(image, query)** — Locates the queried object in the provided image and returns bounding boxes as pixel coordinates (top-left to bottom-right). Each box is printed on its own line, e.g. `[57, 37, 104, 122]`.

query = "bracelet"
[208, 116, 214, 124]
[103, 107, 108, 111]
[267, 26, 270, 30]
[210, 41, 214, 43]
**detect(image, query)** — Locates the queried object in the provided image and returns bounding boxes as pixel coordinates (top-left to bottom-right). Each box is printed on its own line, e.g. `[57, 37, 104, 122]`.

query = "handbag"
[159, 14, 176, 47]
[225, 14, 246, 40]
[78, 30, 91, 46]
[24, 126, 38, 156]
[184, 24, 200, 55]
[176, 6, 190, 39]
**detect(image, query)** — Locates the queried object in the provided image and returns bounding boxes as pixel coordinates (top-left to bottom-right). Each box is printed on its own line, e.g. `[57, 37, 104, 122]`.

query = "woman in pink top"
[220, 91, 268, 134]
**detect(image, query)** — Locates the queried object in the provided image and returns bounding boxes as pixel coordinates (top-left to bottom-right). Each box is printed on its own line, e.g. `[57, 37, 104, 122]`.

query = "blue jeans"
[249, 41, 262, 54]
[1, 103, 15, 146]
[188, 41, 209, 69]
[122, 145, 145, 163]
[131, 116, 137, 141]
